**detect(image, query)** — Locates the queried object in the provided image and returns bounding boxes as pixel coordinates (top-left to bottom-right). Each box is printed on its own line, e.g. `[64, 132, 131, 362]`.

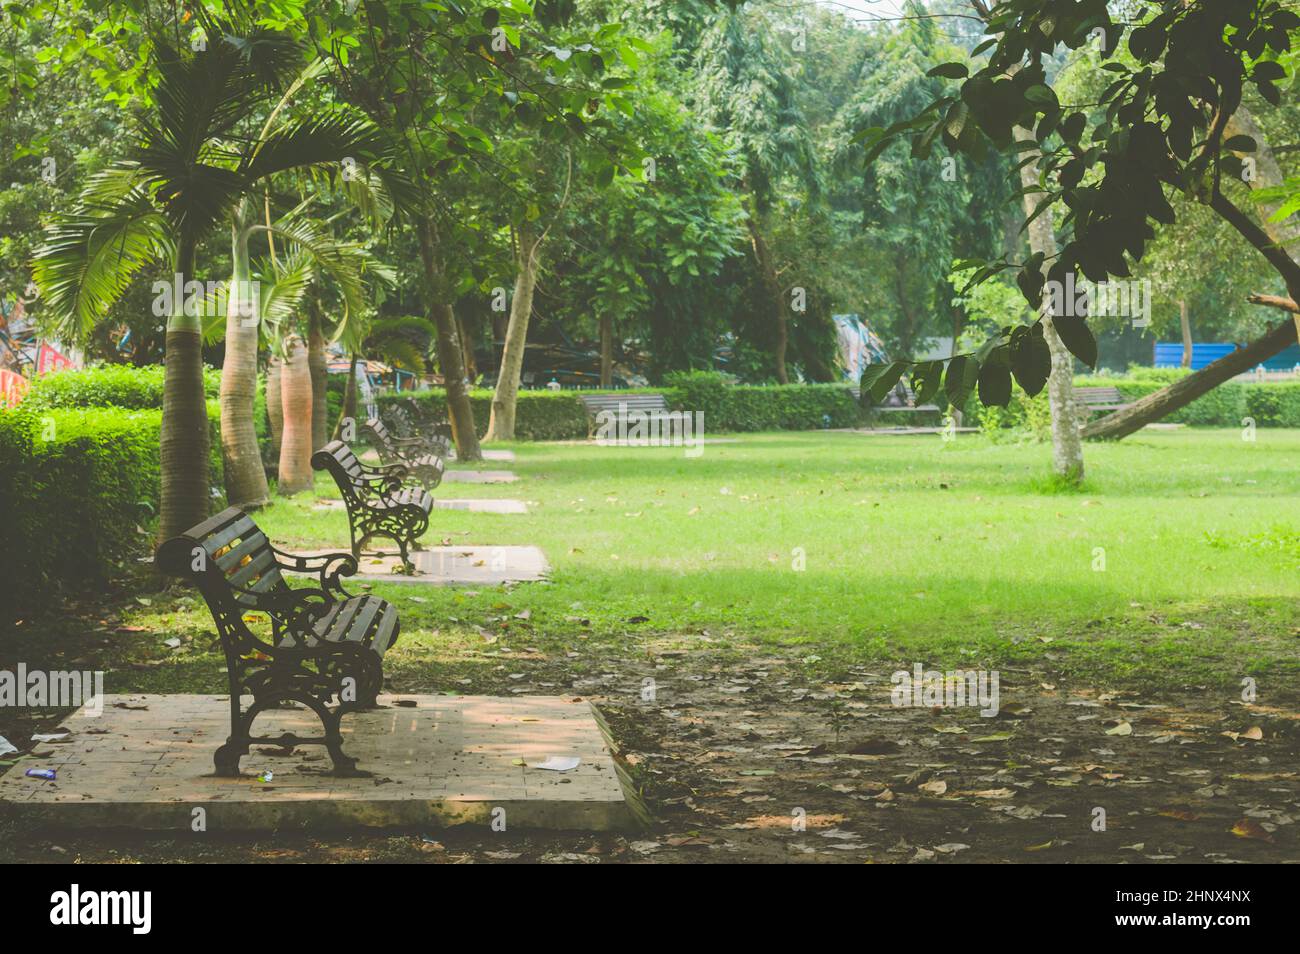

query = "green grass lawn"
[186, 426, 1300, 689]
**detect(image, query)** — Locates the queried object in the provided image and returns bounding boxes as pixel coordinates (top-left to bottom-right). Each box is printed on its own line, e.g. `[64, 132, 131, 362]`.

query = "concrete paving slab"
[311, 498, 527, 514]
[284, 545, 549, 585]
[0, 694, 647, 831]
[450, 448, 515, 462]
[434, 498, 528, 514]
[443, 470, 518, 483]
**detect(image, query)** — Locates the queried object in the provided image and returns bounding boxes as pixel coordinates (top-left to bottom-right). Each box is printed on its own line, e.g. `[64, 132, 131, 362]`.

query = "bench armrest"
[270, 546, 357, 601]
[353, 465, 407, 499]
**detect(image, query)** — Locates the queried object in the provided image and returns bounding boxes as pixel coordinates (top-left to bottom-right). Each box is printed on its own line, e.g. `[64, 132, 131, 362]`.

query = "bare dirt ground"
[2, 626, 1296, 864]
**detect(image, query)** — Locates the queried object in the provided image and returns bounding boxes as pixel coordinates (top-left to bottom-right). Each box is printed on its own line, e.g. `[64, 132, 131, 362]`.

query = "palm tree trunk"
[308, 303, 329, 452]
[278, 335, 315, 495]
[219, 211, 270, 509]
[333, 353, 358, 439]
[158, 236, 210, 544]
[266, 354, 283, 459]
[745, 208, 789, 384]
[416, 215, 482, 460]
[1015, 128, 1085, 483]
[487, 224, 541, 442]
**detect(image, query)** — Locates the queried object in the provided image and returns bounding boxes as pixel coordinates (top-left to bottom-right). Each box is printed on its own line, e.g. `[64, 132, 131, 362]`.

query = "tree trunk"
[1224, 105, 1298, 249]
[1085, 320, 1297, 439]
[333, 353, 358, 439]
[278, 335, 315, 495]
[1085, 108, 1300, 439]
[745, 208, 789, 384]
[308, 303, 329, 452]
[1016, 129, 1085, 482]
[458, 313, 478, 382]
[219, 211, 270, 510]
[1179, 300, 1193, 368]
[599, 314, 613, 388]
[416, 216, 482, 460]
[487, 224, 541, 442]
[266, 354, 283, 459]
[158, 236, 210, 545]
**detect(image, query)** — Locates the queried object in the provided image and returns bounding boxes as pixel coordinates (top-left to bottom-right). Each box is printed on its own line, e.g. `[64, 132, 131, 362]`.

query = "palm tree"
[31, 22, 404, 542]
[247, 218, 388, 496]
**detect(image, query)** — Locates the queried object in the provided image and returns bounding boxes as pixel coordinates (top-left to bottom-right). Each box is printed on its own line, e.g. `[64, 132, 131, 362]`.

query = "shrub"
[380, 388, 590, 441]
[0, 401, 223, 618]
[665, 380, 866, 431]
[1245, 381, 1300, 427]
[24, 364, 221, 410]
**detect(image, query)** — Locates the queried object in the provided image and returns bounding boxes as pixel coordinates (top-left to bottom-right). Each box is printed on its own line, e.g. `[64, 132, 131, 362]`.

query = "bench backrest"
[157, 507, 287, 655]
[1076, 386, 1124, 403]
[578, 393, 668, 416]
[312, 440, 369, 497]
[362, 416, 394, 449]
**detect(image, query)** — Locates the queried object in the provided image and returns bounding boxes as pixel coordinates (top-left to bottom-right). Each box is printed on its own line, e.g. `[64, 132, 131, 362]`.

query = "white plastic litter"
[528, 755, 581, 772]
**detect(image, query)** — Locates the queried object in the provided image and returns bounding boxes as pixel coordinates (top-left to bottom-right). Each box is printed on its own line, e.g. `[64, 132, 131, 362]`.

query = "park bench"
[361, 416, 445, 492]
[312, 440, 433, 569]
[851, 382, 941, 413]
[1074, 386, 1131, 415]
[578, 392, 669, 436]
[388, 399, 453, 457]
[157, 507, 400, 777]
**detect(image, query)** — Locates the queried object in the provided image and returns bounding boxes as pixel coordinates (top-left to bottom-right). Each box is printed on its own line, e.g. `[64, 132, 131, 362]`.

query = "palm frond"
[243, 112, 417, 215]
[30, 168, 174, 341]
[240, 251, 317, 353]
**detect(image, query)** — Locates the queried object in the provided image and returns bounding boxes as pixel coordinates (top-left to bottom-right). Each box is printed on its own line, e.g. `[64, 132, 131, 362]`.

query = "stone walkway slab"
[443, 470, 518, 483]
[451, 448, 515, 462]
[312, 498, 527, 514]
[285, 545, 549, 585]
[434, 498, 528, 514]
[0, 694, 646, 831]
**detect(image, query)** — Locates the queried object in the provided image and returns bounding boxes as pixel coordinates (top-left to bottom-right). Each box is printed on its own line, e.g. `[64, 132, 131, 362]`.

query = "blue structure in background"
[1154, 342, 1300, 371]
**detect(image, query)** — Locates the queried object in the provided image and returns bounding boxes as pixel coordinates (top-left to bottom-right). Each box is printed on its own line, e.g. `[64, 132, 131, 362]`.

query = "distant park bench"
[362, 416, 445, 492]
[578, 392, 669, 436]
[312, 440, 432, 569]
[852, 383, 941, 413]
[1074, 386, 1131, 415]
[158, 507, 400, 777]
[388, 399, 452, 457]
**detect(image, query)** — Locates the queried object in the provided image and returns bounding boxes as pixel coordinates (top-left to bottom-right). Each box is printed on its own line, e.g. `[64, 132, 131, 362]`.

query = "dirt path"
[2, 631, 1295, 863]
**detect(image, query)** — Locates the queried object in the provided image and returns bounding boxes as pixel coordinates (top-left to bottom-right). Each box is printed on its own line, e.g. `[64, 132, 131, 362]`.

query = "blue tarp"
[1154, 342, 1300, 371]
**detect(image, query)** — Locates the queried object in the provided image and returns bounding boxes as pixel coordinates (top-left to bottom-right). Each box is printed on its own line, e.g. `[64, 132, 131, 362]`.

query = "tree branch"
[1247, 293, 1300, 314]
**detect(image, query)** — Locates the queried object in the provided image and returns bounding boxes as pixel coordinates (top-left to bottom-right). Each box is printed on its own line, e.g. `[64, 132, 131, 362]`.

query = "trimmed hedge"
[379, 388, 590, 441]
[664, 378, 866, 431]
[24, 364, 222, 411]
[0, 401, 223, 618]
[961, 371, 1300, 432]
